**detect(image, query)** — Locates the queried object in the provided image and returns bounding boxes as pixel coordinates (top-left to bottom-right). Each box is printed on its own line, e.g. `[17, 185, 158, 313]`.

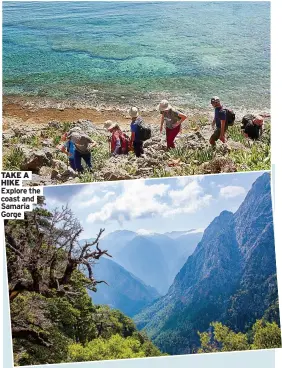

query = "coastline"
[2, 95, 270, 130]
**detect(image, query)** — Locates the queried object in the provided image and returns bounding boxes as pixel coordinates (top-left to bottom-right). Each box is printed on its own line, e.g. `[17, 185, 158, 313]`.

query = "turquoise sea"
[3, 1, 270, 112]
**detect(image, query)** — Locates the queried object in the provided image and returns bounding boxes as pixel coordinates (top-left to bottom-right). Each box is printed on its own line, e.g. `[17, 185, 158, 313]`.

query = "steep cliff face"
[225, 173, 277, 329]
[134, 173, 278, 355]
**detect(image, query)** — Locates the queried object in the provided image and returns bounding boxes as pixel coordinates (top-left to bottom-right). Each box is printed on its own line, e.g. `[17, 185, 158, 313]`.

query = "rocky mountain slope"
[134, 173, 278, 355]
[88, 257, 160, 317]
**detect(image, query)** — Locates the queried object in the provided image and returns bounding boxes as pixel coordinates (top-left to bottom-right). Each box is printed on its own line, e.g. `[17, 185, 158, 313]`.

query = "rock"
[75, 119, 97, 135]
[103, 168, 133, 181]
[51, 159, 68, 172]
[202, 157, 237, 174]
[227, 141, 246, 151]
[51, 169, 59, 180]
[48, 121, 61, 129]
[178, 131, 207, 150]
[2, 130, 15, 141]
[23, 174, 54, 186]
[39, 166, 53, 176]
[42, 138, 54, 147]
[63, 177, 81, 184]
[61, 168, 78, 179]
[20, 148, 50, 172]
[42, 147, 56, 160]
[135, 167, 153, 176]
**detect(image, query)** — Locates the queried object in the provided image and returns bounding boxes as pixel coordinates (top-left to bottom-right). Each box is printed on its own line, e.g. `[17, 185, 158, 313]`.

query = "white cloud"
[79, 196, 100, 208]
[164, 180, 212, 217]
[87, 180, 170, 224]
[176, 175, 204, 187]
[219, 186, 246, 198]
[86, 178, 213, 224]
[103, 191, 115, 201]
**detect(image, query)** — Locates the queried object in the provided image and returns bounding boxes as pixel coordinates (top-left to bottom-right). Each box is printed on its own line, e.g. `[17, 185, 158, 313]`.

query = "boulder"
[20, 148, 50, 172]
[103, 168, 133, 181]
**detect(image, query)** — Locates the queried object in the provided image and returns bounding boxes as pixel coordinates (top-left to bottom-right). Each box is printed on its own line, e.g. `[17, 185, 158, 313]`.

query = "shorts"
[211, 125, 228, 141]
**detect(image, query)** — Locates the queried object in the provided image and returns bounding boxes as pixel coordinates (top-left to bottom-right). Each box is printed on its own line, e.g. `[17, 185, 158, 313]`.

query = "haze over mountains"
[84, 229, 203, 316]
[98, 229, 203, 294]
[134, 173, 279, 354]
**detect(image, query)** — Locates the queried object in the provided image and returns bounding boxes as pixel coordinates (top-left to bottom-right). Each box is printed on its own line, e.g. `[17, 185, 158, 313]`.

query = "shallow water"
[3, 1, 270, 113]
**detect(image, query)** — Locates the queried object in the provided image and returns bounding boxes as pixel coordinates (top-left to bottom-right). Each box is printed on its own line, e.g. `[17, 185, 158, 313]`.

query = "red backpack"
[111, 131, 130, 154]
[120, 132, 130, 154]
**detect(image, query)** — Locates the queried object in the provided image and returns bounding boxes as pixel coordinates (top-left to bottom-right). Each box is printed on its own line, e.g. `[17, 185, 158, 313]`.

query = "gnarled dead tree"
[5, 204, 111, 302]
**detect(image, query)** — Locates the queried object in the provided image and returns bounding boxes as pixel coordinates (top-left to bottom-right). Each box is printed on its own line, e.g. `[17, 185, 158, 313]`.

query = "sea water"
[3, 1, 270, 113]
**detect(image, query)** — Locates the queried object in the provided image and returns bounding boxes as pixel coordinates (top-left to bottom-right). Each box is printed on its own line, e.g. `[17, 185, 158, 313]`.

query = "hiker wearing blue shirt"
[210, 96, 227, 146]
[129, 107, 144, 157]
[61, 131, 76, 170]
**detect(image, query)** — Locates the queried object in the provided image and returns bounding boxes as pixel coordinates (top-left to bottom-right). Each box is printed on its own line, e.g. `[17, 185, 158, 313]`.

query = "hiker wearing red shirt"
[158, 100, 187, 149]
[108, 122, 130, 156]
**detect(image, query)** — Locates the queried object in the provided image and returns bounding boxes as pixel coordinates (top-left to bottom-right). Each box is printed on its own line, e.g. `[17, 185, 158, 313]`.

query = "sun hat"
[68, 131, 81, 143]
[210, 96, 220, 103]
[128, 107, 139, 118]
[104, 120, 114, 129]
[107, 122, 120, 131]
[158, 99, 172, 112]
[68, 126, 82, 134]
[67, 126, 82, 139]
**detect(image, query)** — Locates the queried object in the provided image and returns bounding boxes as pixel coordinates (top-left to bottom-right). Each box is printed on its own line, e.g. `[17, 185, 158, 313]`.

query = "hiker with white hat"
[158, 100, 187, 149]
[107, 122, 130, 156]
[129, 106, 145, 157]
[67, 127, 96, 173]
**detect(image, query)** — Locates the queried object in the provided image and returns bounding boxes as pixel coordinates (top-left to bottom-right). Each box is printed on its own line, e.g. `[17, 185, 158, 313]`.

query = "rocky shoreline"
[2, 103, 271, 186]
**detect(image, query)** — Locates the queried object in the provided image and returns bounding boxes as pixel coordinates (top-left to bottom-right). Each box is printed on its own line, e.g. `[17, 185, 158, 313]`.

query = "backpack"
[136, 118, 152, 141]
[111, 131, 130, 154]
[120, 132, 130, 154]
[222, 107, 236, 126]
[241, 114, 255, 129]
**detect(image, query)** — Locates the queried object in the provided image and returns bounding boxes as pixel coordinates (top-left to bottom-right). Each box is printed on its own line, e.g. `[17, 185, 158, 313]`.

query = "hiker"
[60, 131, 76, 170]
[129, 107, 146, 157]
[108, 122, 130, 156]
[158, 100, 187, 149]
[67, 127, 96, 173]
[210, 96, 235, 146]
[241, 114, 264, 140]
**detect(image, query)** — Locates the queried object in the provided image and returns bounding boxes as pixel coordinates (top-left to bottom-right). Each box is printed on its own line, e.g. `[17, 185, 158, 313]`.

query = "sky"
[43, 171, 268, 240]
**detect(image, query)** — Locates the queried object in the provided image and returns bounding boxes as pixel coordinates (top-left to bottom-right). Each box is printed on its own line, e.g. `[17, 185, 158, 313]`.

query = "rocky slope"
[134, 173, 278, 355]
[2, 116, 271, 185]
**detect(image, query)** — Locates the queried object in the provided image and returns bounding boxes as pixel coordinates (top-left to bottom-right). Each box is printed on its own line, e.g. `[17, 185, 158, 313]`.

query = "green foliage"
[229, 141, 270, 172]
[227, 125, 246, 144]
[6, 205, 162, 365]
[251, 319, 281, 349]
[68, 334, 146, 361]
[198, 319, 281, 354]
[2, 147, 25, 170]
